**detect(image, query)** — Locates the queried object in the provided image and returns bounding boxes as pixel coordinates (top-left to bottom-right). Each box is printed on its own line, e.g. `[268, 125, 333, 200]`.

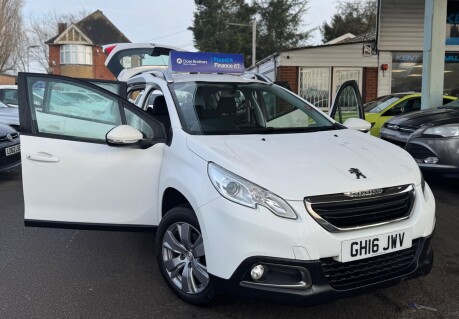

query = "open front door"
[328, 80, 370, 132]
[329, 80, 365, 124]
[18, 73, 166, 227]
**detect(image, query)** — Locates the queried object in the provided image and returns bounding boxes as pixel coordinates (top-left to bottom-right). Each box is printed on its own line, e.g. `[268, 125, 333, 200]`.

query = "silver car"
[0, 101, 20, 131]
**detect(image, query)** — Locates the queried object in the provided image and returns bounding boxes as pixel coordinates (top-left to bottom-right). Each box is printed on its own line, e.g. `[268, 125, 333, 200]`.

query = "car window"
[124, 108, 154, 138]
[3, 89, 18, 105]
[28, 78, 122, 141]
[171, 81, 334, 135]
[364, 96, 400, 113]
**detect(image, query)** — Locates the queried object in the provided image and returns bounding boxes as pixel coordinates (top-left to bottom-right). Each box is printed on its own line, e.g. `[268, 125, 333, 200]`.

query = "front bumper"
[211, 234, 433, 305]
[0, 140, 21, 173]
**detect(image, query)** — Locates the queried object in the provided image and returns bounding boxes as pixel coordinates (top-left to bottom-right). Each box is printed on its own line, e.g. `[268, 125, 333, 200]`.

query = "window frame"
[19, 73, 166, 145]
[60, 44, 93, 65]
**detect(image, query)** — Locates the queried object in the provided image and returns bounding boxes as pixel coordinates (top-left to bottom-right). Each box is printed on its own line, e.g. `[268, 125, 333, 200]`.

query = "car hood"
[186, 129, 420, 200]
[0, 123, 17, 135]
[365, 113, 380, 123]
[386, 108, 459, 128]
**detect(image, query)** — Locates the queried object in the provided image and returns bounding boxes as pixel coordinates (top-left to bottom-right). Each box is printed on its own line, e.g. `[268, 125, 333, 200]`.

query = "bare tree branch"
[0, 0, 24, 73]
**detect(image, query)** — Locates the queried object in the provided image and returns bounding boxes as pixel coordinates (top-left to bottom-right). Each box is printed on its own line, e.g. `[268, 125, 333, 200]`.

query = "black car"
[380, 100, 459, 177]
[0, 123, 20, 173]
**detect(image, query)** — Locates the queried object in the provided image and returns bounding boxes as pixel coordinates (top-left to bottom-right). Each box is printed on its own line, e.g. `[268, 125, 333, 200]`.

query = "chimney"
[58, 23, 67, 34]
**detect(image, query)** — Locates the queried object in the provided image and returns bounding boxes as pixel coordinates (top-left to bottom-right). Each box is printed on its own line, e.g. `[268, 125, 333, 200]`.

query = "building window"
[60, 45, 93, 65]
[299, 67, 331, 110]
[392, 52, 459, 96]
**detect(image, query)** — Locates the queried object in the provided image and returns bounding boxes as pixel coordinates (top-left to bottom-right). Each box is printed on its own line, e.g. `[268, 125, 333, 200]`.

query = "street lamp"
[229, 20, 257, 67]
[27, 45, 40, 72]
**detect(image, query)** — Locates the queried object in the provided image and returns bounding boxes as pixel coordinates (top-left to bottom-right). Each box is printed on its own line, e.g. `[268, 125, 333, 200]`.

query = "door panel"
[18, 73, 166, 226]
[22, 136, 164, 225]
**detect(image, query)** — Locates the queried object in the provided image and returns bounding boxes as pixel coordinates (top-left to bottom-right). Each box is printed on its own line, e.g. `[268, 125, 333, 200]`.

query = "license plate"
[5, 144, 20, 156]
[341, 229, 412, 263]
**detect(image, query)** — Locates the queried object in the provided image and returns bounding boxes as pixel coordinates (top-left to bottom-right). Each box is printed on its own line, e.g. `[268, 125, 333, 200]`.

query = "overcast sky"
[24, 0, 338, 71]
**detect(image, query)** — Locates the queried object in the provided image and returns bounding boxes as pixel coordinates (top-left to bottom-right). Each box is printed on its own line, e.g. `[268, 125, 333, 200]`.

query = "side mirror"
[343, 118, 372, 133]
[106, 125, 143, 146]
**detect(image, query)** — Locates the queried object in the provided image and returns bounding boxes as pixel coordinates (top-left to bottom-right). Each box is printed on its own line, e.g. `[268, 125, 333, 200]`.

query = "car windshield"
[442, 99, 459, 108]
[171, 81, 336, 135]
[364, 96, 401, 113]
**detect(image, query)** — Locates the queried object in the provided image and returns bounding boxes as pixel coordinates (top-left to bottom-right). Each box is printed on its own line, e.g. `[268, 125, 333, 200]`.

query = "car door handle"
[27, 153, 60, 163]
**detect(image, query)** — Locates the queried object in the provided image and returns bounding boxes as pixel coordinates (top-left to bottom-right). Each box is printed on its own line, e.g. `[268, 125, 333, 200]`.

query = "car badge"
[344, 188, 383, 198]
[349, 168, 366, 179]
[6, 134, 13, 142]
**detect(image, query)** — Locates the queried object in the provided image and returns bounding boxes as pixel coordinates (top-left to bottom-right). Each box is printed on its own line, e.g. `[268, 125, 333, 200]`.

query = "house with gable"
[46, 10, 130, 80]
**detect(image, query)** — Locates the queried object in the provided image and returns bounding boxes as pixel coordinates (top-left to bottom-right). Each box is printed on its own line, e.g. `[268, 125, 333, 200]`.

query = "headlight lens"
[423, 125, 459, 137]
[208, 163, 297, 219]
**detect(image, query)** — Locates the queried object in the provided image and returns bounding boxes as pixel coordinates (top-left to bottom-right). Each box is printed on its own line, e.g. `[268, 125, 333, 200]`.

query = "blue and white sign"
[169, 51, 245, 73]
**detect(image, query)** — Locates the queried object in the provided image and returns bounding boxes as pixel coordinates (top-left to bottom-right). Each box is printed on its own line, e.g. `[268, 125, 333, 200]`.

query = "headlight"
[423, 124, 459, 137]
[207, 163, 297, 219]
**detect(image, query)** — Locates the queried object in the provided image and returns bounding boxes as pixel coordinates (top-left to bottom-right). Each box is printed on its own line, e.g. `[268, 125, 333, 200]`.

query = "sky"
[23, 0, 338, 71]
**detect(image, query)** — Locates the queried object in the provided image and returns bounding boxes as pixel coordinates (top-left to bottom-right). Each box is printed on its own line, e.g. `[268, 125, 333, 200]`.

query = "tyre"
[156, 206, 214, 305]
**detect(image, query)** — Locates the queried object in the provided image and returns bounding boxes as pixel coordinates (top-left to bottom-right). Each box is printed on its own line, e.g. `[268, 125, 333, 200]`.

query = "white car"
[18, 44, 435, 305]
[0, 84, 18, 107]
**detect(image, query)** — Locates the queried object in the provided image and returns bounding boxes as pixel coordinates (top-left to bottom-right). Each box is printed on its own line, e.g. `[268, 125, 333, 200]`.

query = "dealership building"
[248, 0, 457, 109]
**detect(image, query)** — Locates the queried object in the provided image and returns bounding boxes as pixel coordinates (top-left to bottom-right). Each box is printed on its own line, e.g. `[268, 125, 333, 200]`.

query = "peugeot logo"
[6, 134, 13, 142]
[349, 168, 366, 179]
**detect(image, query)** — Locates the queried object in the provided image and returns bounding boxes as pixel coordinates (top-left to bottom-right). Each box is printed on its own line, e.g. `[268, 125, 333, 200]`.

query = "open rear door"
[103, 43, 185, 80]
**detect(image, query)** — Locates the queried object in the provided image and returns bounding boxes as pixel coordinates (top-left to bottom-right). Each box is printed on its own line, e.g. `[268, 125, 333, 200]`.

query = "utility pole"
[229, 20, 257, 66]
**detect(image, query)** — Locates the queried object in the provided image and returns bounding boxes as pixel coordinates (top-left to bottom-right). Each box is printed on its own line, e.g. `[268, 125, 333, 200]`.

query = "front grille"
[0, 152, 20, 166]
[381, 137, 406, 148]
[321, 239, 419, 290]
[305, 185, 415, 231]
[406, 143, 436, 160]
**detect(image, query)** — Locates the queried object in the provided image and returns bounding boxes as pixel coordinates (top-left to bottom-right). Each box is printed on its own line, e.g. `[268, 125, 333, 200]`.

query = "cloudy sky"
[23, 0, 338, 47]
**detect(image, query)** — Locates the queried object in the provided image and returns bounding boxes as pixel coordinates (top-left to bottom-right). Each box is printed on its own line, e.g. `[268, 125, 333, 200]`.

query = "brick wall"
[276, 66, 299, 94]
[0, 75, 16, 85]
[363, 67, 378, 102]
[48, 45, 115, 80]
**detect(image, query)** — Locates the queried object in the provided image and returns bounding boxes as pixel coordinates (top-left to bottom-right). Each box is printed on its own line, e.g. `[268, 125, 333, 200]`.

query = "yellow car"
[364, 93, 457, 136]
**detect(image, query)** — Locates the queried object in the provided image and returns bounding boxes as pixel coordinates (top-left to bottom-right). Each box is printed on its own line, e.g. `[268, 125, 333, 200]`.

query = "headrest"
[151, 96, 168, 115]
[217, 97, 236, 115]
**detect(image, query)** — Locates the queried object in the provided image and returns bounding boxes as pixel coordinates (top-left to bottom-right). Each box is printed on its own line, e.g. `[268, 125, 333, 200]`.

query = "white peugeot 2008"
[18, 44, 435, 305]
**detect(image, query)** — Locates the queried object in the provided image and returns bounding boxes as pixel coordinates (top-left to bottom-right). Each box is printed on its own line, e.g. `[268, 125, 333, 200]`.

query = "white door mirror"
[343, 118, 372, 133]
[106, 125, 143, 146]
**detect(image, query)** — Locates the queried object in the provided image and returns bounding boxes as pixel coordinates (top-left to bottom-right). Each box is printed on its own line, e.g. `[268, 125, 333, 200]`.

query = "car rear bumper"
[212, 234, 433, 305]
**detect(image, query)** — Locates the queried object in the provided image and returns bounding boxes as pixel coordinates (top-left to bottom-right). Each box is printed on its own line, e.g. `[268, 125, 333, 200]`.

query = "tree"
[320, 0, 377, 43]
[26, 9, 91, 72]
[189, 0, 256, 66]
[0, 0, 24, 73]
[255, 0, 310, 59]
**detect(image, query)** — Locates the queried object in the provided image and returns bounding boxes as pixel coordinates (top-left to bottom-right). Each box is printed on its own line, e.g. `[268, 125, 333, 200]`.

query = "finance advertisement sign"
[169, 52, 245, 73]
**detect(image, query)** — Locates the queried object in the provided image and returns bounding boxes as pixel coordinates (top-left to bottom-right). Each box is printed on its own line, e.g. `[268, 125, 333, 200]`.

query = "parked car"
[18, 44, 435, 305]
[0, 123, 20, 173]
[0, 101, 20, 131]
[364, 93, 456, 136]
[380, 99, 459, 177]
[0, 85, 18, 107]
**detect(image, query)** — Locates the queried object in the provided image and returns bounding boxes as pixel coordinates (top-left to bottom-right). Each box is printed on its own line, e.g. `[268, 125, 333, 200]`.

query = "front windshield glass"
[443, 99, 459, 108]
[171, 82, 336, 135]
[364, 96, 400, 113]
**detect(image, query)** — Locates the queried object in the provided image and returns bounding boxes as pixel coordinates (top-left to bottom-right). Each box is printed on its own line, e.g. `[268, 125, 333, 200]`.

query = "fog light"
[424, 157, 438, 164]
[250, 264, 265, 281]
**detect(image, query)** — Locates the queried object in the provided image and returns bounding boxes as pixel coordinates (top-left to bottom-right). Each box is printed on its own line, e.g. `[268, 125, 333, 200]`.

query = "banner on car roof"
[169, 51, 245, 73]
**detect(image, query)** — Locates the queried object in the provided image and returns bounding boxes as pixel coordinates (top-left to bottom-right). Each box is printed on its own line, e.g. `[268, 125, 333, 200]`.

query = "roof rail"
[127, 68, 174, 83]
[243, 72, 273, 83]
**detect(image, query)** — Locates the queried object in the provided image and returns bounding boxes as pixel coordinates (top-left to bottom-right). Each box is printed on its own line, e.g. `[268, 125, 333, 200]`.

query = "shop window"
[299, 67, 330, 110]
[392, 52, 459, 96]
[60, 45, 93, 65]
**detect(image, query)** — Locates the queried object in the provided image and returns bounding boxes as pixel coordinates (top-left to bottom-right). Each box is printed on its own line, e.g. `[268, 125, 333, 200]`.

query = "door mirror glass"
[106, 125, 143, 146]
